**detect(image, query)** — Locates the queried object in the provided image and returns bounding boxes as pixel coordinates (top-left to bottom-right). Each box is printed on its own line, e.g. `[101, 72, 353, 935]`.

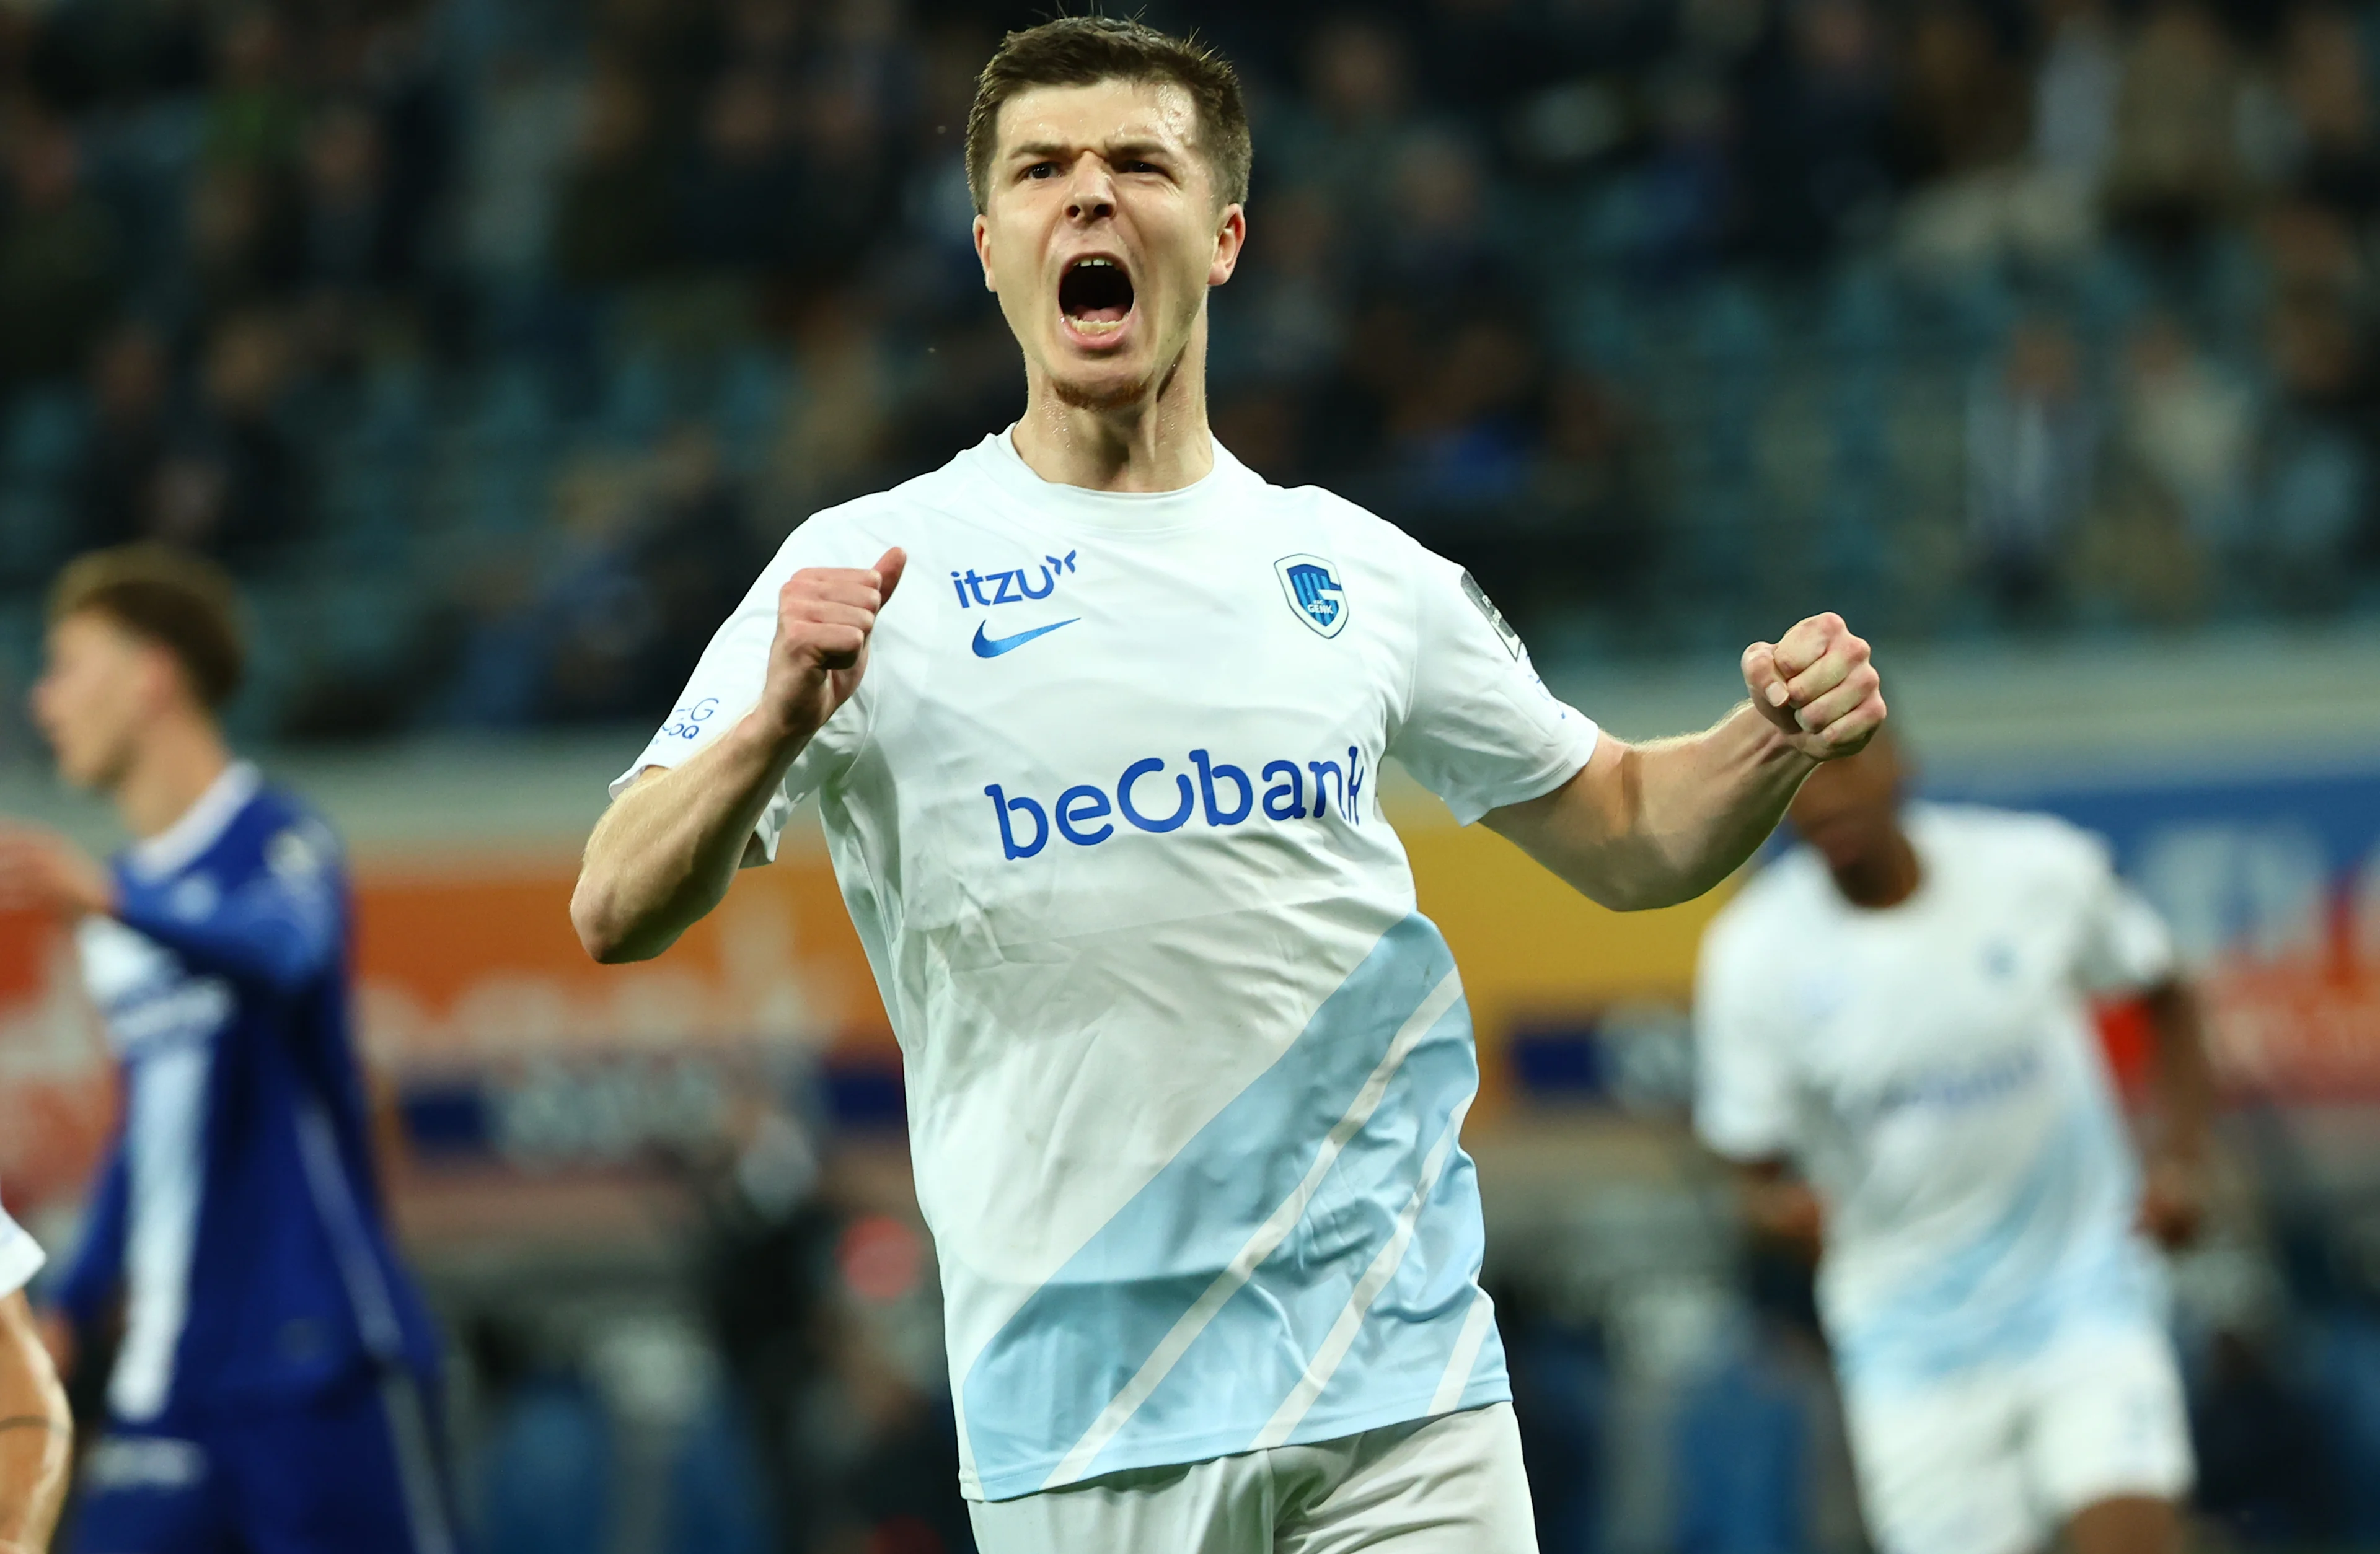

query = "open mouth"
[1059, 256, 1135, 336]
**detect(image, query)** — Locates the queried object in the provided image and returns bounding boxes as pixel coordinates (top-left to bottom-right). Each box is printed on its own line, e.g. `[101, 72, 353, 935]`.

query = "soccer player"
[0, 546, 459, 1554]
[572, 19, 1886, 1552]
[0, 1198, 69, 1554]
[1695, 730, 2209, 1554]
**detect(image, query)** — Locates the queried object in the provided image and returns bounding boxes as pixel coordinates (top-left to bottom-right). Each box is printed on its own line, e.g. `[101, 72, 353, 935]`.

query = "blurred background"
[0, 0, 2377, 1548]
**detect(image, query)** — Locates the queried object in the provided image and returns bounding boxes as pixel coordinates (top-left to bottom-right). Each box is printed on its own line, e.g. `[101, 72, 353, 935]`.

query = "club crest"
[1274, 554, 1349, 639]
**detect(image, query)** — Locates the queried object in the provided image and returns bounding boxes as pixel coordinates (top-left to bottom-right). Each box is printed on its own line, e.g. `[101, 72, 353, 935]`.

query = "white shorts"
[966, 1402, 1538, 1554]
[1843, 1325, 2195, 1554]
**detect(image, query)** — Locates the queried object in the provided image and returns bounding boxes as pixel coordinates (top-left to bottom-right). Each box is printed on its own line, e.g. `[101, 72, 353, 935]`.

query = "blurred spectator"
[188, 164, 305, 319]
[1277, 17, 1421, 236]
[2032, 0, 2123, 187]
[767, 292, 896, 521]
[457, 51, 586, 284]
[1531, 371, 1659, 607]
[2259, 289, 2377, 605]
[552, 65, 671, 288]
[203, 11, 305, 174]
[2117, 313, 2254, 554]
[1370, 128, 1516, 317]
[679, 68, 800, 274]
[299, 102, 390, 299]
[1735, 0, 1898, 266]
[69, 323, 171, 551]
[2275, 4, 2380, 219]
[1897, 5, 2028, 185]
[1967, 316, 2097, 616]
[151, 312, 306, 564]
[780, 62, 908, 288]
[2104, 0, 2246, 254]
[0, 117, 122, 387]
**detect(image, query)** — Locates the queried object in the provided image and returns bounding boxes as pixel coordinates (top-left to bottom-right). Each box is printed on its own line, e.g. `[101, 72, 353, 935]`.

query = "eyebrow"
[1006, 137, 1179, 165]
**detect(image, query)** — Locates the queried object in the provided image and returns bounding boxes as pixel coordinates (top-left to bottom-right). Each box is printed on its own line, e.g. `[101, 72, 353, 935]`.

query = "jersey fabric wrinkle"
[619, 429, 1600, 1500]
[50, 762, 443, 1426]
[1693, 802, 2180, 1395]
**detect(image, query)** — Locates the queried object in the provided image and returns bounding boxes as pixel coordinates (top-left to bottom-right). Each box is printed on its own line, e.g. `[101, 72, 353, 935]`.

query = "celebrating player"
[0, 546, 459, 1554]
[0, 1198, 68, 1554]
[573, 18, 1885, 1552]
[1695, 730, 2210, 1554]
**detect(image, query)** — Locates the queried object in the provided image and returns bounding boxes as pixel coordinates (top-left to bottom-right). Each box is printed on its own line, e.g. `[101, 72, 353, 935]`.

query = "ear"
[134, 639, 193, 716]
[973, 212, 997, 293]
[1208, 203, 1246, 288]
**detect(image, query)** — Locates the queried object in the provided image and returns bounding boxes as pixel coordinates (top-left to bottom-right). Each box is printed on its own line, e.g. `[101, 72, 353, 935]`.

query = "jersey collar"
[126, 760, 263, 880]
[976, 426, 1254, 531]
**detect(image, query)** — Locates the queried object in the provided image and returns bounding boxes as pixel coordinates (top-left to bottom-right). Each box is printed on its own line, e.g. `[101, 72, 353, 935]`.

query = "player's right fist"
[755, 547, 906, 747]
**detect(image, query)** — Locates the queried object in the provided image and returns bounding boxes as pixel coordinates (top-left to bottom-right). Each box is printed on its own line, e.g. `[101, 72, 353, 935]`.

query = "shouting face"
[974, 77, 1245, 413]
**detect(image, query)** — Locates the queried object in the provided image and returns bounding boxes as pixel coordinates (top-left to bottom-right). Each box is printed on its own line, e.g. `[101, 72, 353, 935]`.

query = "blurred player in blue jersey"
[575, 18, 1887, 1552]
[0, 546, 459, 1554]
[0, 1195, 69, 1554]
[1696, 731, 2211, 1554]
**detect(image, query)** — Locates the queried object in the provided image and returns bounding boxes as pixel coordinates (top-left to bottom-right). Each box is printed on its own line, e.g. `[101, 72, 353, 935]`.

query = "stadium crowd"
[0, 0, 2369, 740]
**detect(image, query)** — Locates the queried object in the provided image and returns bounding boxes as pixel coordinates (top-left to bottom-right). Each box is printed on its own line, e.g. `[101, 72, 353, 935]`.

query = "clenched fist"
[1742, 612, 1885, 761]
[754, 547, 907, 748]
[0, 826, 112, 921]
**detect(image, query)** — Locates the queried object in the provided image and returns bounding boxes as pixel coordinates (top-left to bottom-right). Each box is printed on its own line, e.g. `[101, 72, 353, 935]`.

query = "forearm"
[2141, 978, 2215, 1164]
[1491, 704, 1817, 911]
[0, 1296, 69, 1554]
[572, 713, 808, 963]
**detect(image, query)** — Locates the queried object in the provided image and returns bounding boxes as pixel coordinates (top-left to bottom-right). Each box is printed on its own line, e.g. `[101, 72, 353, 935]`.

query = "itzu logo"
[951, 551, 1079, 608]
[985, 745, 1370, 859]
[1274, 554, 1348, 638]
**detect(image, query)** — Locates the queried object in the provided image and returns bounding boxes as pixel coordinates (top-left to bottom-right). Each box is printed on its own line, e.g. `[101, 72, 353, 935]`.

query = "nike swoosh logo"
[971, 618, 1080, 657]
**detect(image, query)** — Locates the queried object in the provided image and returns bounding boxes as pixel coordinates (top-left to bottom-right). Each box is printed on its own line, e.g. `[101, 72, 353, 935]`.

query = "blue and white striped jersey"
[624, 431, 1600, 1499]
[52, 763, 440, 1423]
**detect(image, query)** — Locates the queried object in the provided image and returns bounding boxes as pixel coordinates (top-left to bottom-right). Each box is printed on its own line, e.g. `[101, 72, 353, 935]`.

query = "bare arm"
[1734, 1158, 1825, 1261]
[572, 548, 906, 964]
[1484, 613, 1885, 911]
[2136, 977, 2216, 1248]
[0, 1294, 69, 1554]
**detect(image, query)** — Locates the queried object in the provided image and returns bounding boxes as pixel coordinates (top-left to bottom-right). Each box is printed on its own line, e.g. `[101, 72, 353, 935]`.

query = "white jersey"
[622, 430, 1597, 1499]
[1695, 803, 2178, 1394]
[0, 1199, 41, 1300]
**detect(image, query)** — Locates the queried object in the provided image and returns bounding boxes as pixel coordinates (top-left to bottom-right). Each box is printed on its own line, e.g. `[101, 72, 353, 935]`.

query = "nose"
[1064, 152, 1116, 223]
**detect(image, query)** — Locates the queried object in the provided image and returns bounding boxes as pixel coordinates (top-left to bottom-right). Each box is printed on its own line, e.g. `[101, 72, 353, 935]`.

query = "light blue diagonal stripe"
[959, 914, 1470, 1499]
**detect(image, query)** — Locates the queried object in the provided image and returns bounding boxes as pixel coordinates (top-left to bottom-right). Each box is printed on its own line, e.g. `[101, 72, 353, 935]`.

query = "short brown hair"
[47, 544, 247, 710]
[964, 17, 1251, 214]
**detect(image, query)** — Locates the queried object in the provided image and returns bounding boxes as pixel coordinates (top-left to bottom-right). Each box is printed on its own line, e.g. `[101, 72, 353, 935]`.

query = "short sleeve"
[1388, 552, 1598, 825]
[0, 1201, 43, 1300]
[609, 514, 886, 864]
[2070, 835, 2177, 995]
[1693, 918, 1799, 1162]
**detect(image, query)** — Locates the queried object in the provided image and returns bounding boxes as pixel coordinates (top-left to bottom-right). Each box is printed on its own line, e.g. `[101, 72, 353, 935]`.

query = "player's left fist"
[0, 825, 114, 920]
[1742, 612, 1885, 762]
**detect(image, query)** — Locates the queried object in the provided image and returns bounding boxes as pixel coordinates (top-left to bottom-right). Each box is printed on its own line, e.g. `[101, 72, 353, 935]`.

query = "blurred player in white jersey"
[1695, 731, 2211, 1554]
[574, 17, 1887, 1552]
[0, 1197, 69, 1554]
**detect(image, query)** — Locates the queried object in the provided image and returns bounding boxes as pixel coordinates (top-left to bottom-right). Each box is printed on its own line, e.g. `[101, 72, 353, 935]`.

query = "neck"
[1830, 826, 1922, 910]
[1011, 315, 1215, 493]
[112, 711, 234, 842]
